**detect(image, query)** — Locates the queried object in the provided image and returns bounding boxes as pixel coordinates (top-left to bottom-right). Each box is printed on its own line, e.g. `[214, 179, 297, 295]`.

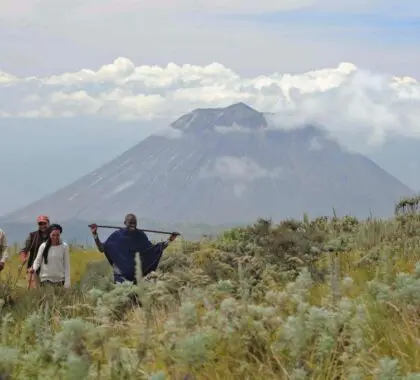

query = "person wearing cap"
[90, 213, 178, 284]
[0, 228, 8, 272]
[19, 215, 51, 287]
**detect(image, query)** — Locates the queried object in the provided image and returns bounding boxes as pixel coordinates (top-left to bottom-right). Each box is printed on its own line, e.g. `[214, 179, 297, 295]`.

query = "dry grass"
[2, 216, 420, 379]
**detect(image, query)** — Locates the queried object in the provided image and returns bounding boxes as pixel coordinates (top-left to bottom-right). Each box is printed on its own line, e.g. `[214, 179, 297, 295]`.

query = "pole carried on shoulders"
[88, 224, 181, 236]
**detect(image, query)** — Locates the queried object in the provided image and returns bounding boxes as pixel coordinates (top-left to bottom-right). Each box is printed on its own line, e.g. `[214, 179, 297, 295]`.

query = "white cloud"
[199, 155, 285, 197]
[1, 58, 420, 154]
[0, 0, 384, 16]
[265, 67, 420, 150]
[151, 126, 184, 139]
[199, 156, 284, 181]
[214, 124, 252, 134]
[1, 58, 420, 151]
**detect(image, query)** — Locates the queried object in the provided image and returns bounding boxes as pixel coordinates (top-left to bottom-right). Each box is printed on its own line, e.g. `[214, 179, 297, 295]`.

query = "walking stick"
[28, 272, 33, 290]
[88, 224, 181, 236]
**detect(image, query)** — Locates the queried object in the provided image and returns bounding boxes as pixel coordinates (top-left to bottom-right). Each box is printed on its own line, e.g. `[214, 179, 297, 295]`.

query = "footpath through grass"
[2, 215, 420, 379]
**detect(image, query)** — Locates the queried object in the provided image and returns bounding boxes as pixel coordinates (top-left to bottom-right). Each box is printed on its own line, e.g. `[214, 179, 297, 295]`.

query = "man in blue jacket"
[90, 213, 178, 284]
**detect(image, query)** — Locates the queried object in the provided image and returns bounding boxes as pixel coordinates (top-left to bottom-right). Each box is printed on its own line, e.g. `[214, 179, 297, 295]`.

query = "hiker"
[90, 213, 178, 284]
[19, 215, 51, 288]
[29, 224, 71, 288]
[0, 228, 8, 272]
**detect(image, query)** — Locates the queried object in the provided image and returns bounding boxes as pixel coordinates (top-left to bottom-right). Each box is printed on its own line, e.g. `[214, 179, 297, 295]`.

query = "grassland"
[2, 212, 420, 379]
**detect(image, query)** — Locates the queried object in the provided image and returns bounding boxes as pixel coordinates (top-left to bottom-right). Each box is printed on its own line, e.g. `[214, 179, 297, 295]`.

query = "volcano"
[4, 102, 413, 224]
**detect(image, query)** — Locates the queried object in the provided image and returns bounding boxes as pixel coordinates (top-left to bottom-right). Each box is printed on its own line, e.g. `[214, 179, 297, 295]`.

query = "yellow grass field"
[1, 246, 105, 288]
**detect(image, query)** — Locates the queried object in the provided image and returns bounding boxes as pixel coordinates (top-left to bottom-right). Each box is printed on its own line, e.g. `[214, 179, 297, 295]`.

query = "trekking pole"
[88, 224, 181, 236]
[27, 272, 33, 290]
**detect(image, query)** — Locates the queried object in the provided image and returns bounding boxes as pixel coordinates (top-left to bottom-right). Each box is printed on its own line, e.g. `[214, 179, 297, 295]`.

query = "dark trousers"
[40, 280, 65, 287]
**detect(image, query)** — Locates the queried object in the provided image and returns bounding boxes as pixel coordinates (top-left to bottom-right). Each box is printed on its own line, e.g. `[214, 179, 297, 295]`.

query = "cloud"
[264, 67, 420, 150]
[199, 155, 285, 197]
[151, 126, 184, 139]
[199, 156, 285, 181]
[3, 0, 417, 18]
[1, 57, 419, 153]
[0, 0, 418, 80]
[214, 124, 252, 134]
[0, 0, 385, 16]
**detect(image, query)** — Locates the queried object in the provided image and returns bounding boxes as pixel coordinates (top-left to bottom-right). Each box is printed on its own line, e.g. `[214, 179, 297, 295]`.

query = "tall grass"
[2, 214, 420, 379]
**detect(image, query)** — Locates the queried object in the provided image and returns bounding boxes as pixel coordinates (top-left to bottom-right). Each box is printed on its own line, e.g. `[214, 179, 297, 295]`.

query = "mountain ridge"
[4, 103, 413, 225]
[170, 102, 268, 133]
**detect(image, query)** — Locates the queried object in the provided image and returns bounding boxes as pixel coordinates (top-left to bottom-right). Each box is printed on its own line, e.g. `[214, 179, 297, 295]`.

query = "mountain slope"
[5, 103, 413, 224]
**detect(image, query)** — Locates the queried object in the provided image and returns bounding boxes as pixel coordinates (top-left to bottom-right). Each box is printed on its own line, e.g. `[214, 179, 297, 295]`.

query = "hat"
[36, 215, 50, 224]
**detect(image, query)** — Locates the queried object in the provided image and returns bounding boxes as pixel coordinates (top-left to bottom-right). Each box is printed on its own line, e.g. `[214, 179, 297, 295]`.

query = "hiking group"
[0, 213, 178, 289]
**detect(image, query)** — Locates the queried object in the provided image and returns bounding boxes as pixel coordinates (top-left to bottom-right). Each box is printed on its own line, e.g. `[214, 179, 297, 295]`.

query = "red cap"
[36, 215, 50, 223]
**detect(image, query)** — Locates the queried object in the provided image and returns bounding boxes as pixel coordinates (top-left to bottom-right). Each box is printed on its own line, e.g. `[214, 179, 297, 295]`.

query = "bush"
[2, 213, 420, 378]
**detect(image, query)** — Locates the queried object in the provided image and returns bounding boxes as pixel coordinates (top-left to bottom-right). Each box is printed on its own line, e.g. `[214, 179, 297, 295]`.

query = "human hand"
[28, 267, 35, 273]
[19, 252, 28, 263]
[90, 223, 98, 235]
[169, 232, 179, 242]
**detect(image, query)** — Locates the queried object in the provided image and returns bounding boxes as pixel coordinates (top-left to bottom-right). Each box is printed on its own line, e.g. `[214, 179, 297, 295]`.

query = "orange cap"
[36, 215, 50, 223]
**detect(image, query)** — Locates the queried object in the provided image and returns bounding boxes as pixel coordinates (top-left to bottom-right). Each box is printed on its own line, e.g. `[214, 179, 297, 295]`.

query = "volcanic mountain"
[4, 102, 413, 225]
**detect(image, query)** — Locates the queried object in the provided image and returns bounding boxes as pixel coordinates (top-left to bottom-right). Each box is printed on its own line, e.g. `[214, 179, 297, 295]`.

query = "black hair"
[124, 213, 137, 222]
[42, 224, 63, 265]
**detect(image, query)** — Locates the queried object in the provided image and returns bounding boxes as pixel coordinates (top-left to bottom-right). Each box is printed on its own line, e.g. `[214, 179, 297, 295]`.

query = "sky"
[0, 0, 419, 77]
[0, 0, 419, 214]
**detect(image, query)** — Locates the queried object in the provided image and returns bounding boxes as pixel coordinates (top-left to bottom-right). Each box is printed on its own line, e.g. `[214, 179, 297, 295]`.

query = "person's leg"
[113, 273, 139, 285]
[40, 280, 64, 287]
[27, 272, 39, 289]
[49, 280, 64, 287]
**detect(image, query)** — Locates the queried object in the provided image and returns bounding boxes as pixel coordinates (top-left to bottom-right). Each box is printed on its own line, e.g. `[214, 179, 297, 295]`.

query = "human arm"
[31, 243, 45, 273]
[162, 233, 178, 249]
[90, 224, 104, 252]
[140, 233, 178, 277]
[144, 232, 178, 251]
[0, 231, 8, 270]
[19, 233, 33, 263]
[93, 235, 104, 253]
[63, 244, 71, 288]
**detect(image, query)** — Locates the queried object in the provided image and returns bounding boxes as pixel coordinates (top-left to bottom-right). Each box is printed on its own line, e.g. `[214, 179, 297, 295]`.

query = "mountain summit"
[171, 102, 267, 133]
[4, 103, 413, 225]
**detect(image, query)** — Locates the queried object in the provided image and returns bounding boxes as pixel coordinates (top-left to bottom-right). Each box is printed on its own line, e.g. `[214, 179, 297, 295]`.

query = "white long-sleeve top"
[32, 242, 71, 288]
[0, 229, 8, 263]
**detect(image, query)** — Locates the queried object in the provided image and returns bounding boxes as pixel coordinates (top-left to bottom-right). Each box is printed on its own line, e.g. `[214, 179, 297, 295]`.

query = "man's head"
[36, 215, 50, 233]
[124, 213, 137, 230]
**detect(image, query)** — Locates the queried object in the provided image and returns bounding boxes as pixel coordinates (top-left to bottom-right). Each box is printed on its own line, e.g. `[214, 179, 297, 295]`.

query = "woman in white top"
[30, 223, 71, 288]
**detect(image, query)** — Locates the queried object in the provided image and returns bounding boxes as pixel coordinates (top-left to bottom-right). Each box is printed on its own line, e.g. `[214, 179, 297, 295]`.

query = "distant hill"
[0, 217, 237, 245]
[3, 102, 414, 228]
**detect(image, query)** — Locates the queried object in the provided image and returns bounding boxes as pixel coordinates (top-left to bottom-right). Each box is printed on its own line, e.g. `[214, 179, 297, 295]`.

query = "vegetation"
[2, 203, 420, 379]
